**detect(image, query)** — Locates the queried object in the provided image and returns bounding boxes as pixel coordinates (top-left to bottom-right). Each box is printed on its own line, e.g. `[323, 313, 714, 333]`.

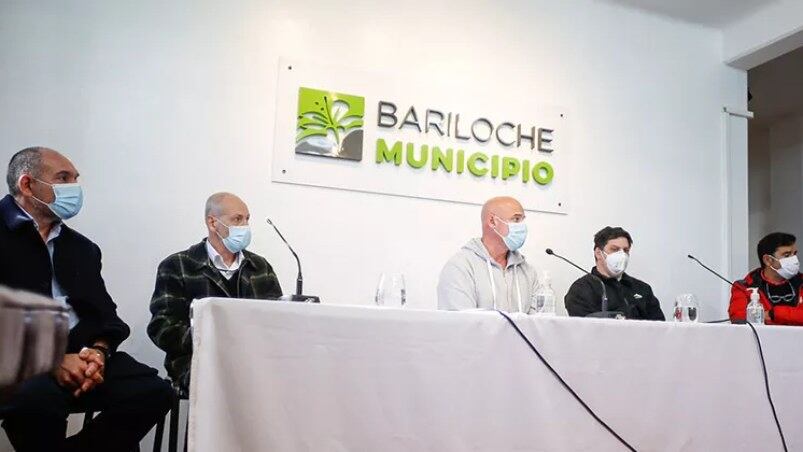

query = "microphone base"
[586, 311, 626, 319]
[278, 294, 321, 303]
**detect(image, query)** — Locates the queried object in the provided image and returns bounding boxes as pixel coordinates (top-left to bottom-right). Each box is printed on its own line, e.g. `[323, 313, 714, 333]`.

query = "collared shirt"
[15, 200, 79, 329]
[205, 240, 243, 280]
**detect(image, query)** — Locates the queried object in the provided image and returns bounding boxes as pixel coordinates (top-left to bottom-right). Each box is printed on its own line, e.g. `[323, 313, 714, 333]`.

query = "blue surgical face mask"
[214, 217, 252, 253]
[32, 178, 84, 220]
[494, 216, 528, 251]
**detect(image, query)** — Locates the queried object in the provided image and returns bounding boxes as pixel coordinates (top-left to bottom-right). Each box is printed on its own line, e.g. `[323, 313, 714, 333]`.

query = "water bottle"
[746, 288, 764, 325]
[532, 271, 556, 315]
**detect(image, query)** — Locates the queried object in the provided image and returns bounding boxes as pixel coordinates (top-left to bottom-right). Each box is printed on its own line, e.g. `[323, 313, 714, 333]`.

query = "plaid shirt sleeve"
[147, 255, 192, 358]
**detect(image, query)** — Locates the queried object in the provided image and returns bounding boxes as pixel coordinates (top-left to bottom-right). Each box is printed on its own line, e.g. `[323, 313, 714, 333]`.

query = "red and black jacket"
[729, 268, 803, 325]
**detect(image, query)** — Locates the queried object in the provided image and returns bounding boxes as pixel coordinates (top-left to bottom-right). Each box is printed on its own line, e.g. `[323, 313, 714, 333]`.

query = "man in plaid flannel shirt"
[147, 192, 282, 392]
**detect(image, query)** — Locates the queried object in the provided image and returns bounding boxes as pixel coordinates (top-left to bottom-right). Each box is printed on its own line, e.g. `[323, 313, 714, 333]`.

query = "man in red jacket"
[729, 232, 802, 325]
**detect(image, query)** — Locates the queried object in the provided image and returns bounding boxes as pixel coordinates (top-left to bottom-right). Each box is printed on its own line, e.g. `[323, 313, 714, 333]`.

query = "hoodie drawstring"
[486, 258, 523, 312]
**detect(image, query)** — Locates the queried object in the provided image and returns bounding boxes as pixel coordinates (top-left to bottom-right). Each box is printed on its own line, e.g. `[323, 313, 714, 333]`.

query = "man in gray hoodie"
[437, 196, 540, 312]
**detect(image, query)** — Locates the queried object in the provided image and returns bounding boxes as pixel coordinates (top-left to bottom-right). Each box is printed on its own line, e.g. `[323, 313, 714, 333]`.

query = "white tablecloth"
[189, 298, 803, 451]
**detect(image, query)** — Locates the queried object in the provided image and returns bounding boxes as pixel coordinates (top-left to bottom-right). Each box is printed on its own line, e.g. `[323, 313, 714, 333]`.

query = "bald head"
[481, 197, 524, 223]
[205, 192, 249, 221]
[480, 196, 525, 241]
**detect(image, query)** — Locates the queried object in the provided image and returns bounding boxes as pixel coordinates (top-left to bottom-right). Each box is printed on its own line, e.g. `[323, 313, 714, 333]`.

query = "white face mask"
[602, 250, 629, 277]
[770, 255, 800, 280]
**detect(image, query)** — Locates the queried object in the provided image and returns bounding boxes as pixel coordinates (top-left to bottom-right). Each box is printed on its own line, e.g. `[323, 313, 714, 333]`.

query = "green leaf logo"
[295, 87, 365, 161]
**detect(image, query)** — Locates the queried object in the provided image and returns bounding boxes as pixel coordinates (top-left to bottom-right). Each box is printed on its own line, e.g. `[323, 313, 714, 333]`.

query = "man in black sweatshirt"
[564, 226, 665, 320]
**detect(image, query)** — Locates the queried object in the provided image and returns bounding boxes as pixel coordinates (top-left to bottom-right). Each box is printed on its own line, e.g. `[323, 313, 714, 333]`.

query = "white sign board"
[271, 58, 571, 214]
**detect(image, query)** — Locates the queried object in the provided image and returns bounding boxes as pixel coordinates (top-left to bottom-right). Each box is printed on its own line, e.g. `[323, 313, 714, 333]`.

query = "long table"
[189, 298, 803, 451]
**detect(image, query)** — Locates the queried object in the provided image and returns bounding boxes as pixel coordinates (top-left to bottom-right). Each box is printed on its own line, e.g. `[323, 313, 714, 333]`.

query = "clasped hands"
[54, 347, 106, 397]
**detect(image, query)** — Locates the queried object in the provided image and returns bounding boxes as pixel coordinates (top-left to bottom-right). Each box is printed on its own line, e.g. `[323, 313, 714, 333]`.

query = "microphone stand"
[546, 249, 624, 319]
[266, 218, 320, 303]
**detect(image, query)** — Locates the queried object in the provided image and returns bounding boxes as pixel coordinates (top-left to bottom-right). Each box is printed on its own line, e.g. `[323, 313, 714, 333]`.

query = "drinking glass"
[673, 293, 699, 322]
[375, 273, 406, 307]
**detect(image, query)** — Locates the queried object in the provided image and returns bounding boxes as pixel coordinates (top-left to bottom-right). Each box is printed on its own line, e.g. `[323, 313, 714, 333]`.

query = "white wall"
[0, 0, 745, 449]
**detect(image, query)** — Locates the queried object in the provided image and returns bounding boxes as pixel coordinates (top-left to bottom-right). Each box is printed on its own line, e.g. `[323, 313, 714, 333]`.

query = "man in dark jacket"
[148, 192, 282, 393]
[0, 147, 172, 451]
[565, 226, 665, 320]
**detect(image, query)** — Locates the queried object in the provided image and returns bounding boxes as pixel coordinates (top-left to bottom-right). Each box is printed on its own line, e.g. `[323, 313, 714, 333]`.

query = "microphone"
[686, 254, 749, 323]
[545, 248, 624, 319]
[266, 218, 320, 303]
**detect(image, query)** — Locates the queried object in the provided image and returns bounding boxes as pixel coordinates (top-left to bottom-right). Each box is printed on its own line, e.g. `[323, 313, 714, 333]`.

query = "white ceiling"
[601, 0, 780, 27]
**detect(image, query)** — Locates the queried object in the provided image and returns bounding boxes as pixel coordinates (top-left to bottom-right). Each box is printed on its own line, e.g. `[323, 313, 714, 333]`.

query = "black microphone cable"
[703, 318, 787, 451]
[687, 253, 788, 450]
[744, 320, 788, 452]
[495, 310, 638, 452]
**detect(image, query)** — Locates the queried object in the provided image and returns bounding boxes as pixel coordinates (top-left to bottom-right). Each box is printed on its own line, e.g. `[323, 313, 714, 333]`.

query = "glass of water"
[673, 293, 699, 323]
[375, 273, 406, 307]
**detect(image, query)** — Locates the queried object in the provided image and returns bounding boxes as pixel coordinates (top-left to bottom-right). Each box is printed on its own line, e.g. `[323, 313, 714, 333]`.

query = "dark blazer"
[148, 239, 282, 389]
[564, 267, 666, 320]
[0, 194, 130, 353]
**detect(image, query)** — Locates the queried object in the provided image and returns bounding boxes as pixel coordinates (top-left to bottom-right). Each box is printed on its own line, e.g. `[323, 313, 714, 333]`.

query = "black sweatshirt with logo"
[564, 267, 665, 320]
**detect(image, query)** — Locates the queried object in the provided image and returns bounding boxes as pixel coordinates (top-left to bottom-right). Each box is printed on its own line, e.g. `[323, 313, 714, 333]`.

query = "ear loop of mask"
[599, 249, 611, 273]
[492, 214, 514, 236]
[768, 254, 800, 283]
[212, 217, 229, 241]
[20, 175, 51, 207]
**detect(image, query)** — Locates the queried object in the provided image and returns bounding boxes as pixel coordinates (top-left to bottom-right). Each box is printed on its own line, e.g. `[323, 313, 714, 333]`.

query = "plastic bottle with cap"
[746, 287, 764, 325]
[532, 271, 556, 316]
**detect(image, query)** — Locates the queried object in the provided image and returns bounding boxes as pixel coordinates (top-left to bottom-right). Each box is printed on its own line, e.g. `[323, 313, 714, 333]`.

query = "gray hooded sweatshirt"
[437, 238, 540, 313]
